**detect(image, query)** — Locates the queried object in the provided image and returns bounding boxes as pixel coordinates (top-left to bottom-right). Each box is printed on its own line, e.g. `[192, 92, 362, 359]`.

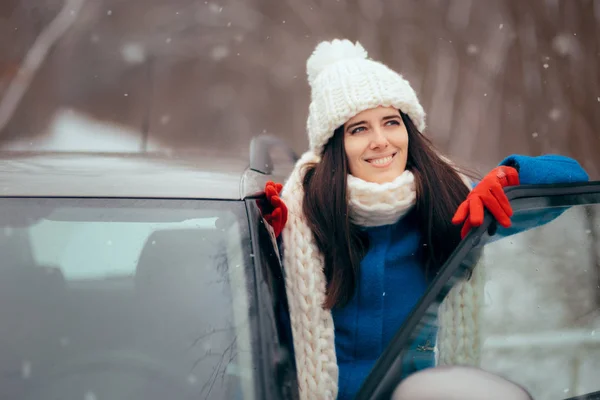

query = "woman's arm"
[499, 154, 589, 185]
[492, 154, 589, 239]
[454, 154, 589, 239]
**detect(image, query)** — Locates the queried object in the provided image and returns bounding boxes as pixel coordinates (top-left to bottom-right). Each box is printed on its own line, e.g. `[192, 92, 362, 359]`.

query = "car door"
[356, 181, 600, 400]
[246, 198, 299, 400]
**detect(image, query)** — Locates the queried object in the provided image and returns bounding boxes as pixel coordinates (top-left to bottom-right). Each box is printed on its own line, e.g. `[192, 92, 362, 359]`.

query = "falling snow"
[21, 361, 32, 379]
[84, 391, 98, 400]
[121, 43, 146, 64]
[160, 114, 171, 125]
[552, 33, 576, 56]
[467, 44, 479, 55]
[548, 108, 561, 121]
[211, 45, 229, 61]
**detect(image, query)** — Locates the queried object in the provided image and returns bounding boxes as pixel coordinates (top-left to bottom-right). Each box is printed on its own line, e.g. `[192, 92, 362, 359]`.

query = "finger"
[452, 201, 470, 225]
[265, 185, 278, 199]
[270, 195, 282, 208]
[280, 207, 288, 226]
[480, 190, 511, 227]
[266, 181, 283, 194]
[461, 219, 473, 239]
[271, 208, 281, 222]
[489, 184, 513, 218]
[503, 167, 520, 186]
[468, 196, 485, 226]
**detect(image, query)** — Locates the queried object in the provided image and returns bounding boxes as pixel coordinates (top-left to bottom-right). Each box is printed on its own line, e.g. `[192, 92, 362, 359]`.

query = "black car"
[0, 137, 599, 400]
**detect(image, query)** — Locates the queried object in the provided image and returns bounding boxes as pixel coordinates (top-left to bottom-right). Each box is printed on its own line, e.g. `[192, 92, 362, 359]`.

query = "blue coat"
[332, 154, 589, 400]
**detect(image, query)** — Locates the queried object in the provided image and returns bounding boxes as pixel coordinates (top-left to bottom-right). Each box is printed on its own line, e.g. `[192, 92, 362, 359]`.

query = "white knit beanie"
[306, 39, 427, 156]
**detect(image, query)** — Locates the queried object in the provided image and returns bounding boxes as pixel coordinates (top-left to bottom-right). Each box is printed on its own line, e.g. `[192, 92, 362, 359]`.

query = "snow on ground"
[3, 108, 154, 152]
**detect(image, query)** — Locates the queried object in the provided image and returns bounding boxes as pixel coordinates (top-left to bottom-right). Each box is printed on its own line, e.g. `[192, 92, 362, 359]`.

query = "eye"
[350, 126, 367, 134]
[385, 119, 401, 127]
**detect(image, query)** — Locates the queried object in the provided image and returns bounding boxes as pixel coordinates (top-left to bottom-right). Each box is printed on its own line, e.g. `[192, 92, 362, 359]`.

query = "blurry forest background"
[0, 0, 599, 176]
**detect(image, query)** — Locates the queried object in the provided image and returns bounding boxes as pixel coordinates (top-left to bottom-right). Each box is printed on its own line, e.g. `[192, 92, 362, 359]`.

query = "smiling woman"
[259, 38, 590, 400]
[343, 106, 409, 184]
[302, 107, 471, 310]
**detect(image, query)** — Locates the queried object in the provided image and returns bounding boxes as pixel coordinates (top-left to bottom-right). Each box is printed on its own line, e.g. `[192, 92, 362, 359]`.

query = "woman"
[261, 39, 588, 400]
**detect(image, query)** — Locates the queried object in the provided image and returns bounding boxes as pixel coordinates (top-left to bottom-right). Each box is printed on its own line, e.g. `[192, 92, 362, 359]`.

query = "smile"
[366, 152, 397, 168]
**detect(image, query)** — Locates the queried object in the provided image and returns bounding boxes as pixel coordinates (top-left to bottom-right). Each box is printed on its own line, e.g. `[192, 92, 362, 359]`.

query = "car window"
[440, 204, 599, 397]
[0, 197, 257, 400]
[356, 184, 600, 400]
[400, 203, 600, 399]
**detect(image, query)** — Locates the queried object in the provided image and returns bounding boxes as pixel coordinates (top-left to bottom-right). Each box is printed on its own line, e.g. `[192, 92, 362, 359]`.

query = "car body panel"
[0, 151, 292, 200]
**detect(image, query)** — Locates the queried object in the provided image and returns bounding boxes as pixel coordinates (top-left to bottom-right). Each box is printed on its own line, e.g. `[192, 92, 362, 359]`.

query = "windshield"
[0, 198, 256, 400]
[401, 203, 600, 399]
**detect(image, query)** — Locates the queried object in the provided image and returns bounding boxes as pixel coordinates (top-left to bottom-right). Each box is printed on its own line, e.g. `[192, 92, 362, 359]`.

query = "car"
[1, 136, 599, 400]
[0, 136, 300, 400]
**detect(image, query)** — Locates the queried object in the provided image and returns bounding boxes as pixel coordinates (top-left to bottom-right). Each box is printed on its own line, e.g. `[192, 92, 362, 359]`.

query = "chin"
[367, 169, 405, 184]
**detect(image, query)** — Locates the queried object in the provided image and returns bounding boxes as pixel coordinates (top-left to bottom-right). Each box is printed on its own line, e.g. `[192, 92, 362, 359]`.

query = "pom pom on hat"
[305, 38, 427, 155]
[306, 39, 368, 86]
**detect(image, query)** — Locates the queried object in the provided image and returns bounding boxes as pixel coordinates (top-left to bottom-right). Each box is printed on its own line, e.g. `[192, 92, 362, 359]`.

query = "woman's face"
[343, 106, 409, 184]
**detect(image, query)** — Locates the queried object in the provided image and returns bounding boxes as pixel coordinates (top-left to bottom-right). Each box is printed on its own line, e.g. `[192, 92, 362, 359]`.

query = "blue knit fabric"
[331, 154, 589, 400]
[332, 210, 428, 398]
[499, 154, 589, 185]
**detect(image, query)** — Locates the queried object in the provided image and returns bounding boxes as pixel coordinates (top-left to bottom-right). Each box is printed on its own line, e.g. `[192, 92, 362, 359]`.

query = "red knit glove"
[257, 181, 288, 238]
[452, 166, 520, 239]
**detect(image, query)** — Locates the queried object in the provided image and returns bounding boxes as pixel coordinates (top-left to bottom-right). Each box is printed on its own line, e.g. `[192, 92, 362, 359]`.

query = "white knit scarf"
[347, 171, 416, 227]
[280, 151, 482, 400]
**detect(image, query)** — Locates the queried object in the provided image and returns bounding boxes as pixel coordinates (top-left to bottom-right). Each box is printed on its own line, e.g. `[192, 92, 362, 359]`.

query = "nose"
[369, 126, 389, 150]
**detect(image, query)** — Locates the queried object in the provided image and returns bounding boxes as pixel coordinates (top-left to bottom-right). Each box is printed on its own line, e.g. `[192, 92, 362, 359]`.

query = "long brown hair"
[302, 111, 472, 309]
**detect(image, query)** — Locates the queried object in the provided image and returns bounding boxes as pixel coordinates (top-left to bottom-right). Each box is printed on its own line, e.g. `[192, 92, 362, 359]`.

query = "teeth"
[370, 155, 393, 165]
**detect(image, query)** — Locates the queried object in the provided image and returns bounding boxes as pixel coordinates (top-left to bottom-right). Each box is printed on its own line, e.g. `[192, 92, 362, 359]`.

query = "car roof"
[0, 148, 294, 200]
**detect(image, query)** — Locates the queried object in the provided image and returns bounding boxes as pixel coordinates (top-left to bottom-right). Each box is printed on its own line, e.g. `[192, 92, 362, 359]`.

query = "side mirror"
[391, 366, 532, 400]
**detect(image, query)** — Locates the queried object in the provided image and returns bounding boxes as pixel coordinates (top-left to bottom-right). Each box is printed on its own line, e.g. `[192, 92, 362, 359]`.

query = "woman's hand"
[452, 166, 520, 239]
[257, 181, 288, 238]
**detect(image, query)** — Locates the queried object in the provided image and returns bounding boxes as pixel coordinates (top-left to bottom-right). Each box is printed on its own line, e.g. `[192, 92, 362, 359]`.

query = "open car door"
[356, 181, 600, 400]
